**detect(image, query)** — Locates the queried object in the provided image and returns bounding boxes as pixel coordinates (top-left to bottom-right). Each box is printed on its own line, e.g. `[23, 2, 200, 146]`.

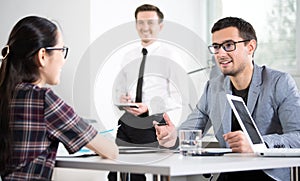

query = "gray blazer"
[179, 63, 300, 181]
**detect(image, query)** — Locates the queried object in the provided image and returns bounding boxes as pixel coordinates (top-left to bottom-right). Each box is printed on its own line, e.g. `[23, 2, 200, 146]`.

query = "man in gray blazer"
[154, 17, 300, 181]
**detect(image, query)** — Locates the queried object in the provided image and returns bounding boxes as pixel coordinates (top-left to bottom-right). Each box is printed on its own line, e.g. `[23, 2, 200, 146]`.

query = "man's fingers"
[163, 113, 173, 126]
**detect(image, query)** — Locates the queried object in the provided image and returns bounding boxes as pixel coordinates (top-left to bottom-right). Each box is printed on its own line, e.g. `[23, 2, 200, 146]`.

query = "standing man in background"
[109, 4, 186, 181]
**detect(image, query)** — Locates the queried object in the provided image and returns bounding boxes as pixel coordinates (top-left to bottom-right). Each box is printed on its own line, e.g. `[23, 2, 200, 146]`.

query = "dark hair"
[211, 17, 257, 43]
[135, 4, 164, 23]
[0, 15, 58, 174]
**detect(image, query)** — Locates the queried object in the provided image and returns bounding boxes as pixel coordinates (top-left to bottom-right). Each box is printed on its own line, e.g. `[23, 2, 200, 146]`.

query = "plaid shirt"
[3, 83, 97, 180]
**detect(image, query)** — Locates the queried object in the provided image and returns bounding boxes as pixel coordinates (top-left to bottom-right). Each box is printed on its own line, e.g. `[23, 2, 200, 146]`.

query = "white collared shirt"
[114, 41, 190, 125]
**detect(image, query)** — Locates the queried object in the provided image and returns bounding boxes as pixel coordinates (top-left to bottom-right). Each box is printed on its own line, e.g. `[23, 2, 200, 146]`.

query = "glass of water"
[179, 130, 202, 156]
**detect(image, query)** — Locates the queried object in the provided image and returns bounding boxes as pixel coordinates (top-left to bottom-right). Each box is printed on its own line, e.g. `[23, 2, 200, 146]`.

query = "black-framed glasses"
[208, 40, 250, 54]
[45, 46, 69, 59]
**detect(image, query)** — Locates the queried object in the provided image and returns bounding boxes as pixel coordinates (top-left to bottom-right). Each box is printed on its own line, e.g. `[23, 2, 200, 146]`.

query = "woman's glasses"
[45, 46, 69, 59]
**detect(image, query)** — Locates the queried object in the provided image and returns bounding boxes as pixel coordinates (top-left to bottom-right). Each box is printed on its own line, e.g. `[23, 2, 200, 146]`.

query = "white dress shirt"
[114, 41, 190, 125]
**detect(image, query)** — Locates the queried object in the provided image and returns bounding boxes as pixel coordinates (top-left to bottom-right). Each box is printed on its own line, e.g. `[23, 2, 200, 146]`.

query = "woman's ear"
[37, 48, 47, 67]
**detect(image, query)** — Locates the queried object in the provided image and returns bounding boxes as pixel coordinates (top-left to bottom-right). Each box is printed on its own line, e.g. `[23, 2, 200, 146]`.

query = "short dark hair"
[135, 4, 164, 23]
[211, 17, 257, 42]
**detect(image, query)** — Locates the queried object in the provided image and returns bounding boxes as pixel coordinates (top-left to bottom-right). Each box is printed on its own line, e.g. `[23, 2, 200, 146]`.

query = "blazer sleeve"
[262, 72, 300, 148]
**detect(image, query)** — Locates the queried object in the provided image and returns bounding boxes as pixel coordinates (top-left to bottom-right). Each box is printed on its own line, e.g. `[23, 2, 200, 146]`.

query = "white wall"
[0, 0, 91, 107]
[90, 0, 206, 42]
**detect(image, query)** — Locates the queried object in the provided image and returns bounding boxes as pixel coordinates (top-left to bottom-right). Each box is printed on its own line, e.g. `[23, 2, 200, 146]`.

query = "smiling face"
[212, 27, 256, 78]
[136, 11, 163, 46]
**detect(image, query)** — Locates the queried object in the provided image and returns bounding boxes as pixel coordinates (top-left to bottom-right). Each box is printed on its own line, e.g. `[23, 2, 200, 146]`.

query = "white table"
[55, 152, 300, 180]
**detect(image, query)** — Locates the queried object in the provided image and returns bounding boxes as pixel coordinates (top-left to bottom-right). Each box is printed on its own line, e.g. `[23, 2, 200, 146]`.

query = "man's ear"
[37, 48, 47, 67]
[248, 39, 257, 56]
[159, 22, 164, 31]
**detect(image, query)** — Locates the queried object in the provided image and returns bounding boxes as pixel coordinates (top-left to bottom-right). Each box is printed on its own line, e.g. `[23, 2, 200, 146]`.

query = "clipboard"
[115, 103, 139, 110]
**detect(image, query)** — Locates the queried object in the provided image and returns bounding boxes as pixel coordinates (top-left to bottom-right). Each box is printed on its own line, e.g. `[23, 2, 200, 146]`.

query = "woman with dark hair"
[0, 16, 118, 180]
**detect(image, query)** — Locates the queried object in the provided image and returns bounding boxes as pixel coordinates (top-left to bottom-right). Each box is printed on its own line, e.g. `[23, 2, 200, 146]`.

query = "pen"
[99, 129, 114, 134]
[154, 122, 167, 126]
[125, 92, 131, 102]
[99, 124, 121, 134]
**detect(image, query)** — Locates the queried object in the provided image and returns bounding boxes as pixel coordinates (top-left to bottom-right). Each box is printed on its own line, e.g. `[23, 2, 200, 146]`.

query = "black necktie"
[135, 48, 147, 103]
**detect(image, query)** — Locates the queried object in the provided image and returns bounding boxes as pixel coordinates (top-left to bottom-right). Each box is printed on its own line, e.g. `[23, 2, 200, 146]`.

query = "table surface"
[55, 151, 300, 177]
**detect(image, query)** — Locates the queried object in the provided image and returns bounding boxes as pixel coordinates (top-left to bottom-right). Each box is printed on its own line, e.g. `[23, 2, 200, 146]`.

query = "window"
[207, 0, 297, 73]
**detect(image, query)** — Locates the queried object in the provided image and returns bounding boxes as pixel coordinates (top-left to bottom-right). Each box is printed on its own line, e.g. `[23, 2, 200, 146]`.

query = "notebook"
[226, 94, 300, 157]
[118, 146, 173, 154]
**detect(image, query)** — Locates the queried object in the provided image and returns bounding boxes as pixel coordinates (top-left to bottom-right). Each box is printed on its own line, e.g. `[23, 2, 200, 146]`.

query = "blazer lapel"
[247, 64, 263, 114]
[220, 77, 232, 137]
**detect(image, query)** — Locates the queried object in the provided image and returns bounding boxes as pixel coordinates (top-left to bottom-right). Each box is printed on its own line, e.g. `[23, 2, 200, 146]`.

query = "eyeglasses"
[45, 46, 69, 59]
[208, 40, 250, 54]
